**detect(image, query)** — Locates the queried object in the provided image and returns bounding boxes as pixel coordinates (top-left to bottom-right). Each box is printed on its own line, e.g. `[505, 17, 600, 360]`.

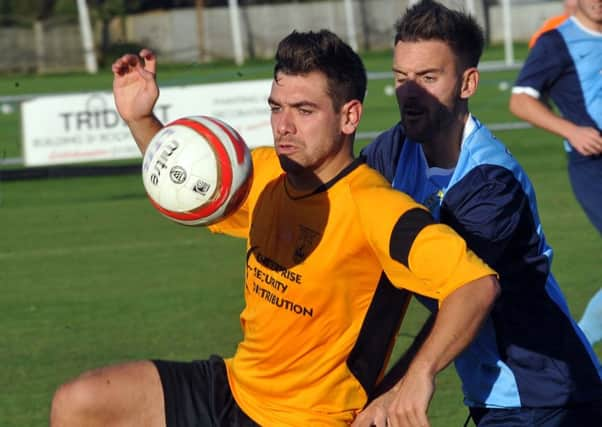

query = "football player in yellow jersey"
[50, 30, 500, 427]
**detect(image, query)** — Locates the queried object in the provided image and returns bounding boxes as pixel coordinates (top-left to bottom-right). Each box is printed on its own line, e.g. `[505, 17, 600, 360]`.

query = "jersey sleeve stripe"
[389, 208, 434, 267]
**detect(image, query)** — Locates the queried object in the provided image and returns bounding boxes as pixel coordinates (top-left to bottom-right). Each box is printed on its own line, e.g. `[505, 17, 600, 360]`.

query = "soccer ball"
[142, 115, 253, 226]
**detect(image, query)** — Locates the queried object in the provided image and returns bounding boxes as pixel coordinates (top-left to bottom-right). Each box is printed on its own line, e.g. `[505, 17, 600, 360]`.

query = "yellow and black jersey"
[209, 147, 495, 426]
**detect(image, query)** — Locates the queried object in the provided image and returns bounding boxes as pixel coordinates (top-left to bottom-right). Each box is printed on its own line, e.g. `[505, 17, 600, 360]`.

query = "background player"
[357, 1, 602, 426]
[509, 0, 602, 347]
[528, 0, 577, 48]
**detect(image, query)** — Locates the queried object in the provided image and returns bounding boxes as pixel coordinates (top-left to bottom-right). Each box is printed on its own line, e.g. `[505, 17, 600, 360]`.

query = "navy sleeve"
[514, 30, 569, 93]
[516, 28, 599, 130]
[360, 123, 405, 183]
[441, 165, 549, 288]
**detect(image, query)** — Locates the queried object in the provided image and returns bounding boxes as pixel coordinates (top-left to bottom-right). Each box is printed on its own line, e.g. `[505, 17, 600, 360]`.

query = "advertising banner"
[21, 79, 273, 167]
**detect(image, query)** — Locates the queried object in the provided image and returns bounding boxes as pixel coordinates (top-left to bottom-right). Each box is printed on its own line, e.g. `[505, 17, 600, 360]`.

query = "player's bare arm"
[112, 48, 164, 153]
[353, 275, 500, 427]
[509, 92, 602, 156]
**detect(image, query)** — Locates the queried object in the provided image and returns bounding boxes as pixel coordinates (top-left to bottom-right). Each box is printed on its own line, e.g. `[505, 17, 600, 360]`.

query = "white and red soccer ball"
[142, 115, 253, 226]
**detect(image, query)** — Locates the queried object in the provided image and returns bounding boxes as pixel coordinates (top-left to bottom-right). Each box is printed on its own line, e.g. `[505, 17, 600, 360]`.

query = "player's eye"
[269, 104, 281, 113]
[423, 75, 436, 83]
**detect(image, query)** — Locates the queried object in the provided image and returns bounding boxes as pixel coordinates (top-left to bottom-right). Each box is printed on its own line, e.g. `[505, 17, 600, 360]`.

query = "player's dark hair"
[394, 0, 484, 69]
[274, 29, 367, 111]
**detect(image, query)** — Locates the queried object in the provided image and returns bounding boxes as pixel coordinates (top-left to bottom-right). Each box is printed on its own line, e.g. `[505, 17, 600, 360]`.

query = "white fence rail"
[0, 0, 563, 73]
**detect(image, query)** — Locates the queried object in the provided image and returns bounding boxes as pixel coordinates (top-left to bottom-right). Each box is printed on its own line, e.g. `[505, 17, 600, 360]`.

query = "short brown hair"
[394, 0, 484, 69]
[274, 30, 367, 111]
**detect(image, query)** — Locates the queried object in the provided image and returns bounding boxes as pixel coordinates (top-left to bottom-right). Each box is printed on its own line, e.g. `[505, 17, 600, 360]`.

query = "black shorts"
[153, 356, 259, 427]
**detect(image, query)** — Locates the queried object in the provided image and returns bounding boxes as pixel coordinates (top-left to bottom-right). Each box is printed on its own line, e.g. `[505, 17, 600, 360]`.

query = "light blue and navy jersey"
[362, 116, 602, 408]
[512, 17, 602, 152]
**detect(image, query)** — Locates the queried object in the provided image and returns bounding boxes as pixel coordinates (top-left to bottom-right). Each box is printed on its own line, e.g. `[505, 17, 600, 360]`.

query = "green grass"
[1, 44, 601, 426]
[2, 130, 599, 427]
[0, 174, 246, 425]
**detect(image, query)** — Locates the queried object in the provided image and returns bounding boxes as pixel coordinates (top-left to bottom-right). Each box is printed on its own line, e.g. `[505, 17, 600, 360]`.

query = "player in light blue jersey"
[354, 1, 602, 426]
[510, 0, 602, 348]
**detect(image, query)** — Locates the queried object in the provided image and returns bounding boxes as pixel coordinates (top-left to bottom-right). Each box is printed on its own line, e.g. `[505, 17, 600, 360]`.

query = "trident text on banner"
[21, 79, 273, 167]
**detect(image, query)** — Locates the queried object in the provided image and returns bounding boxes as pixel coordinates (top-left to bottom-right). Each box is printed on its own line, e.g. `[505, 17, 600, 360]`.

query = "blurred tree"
[54, 0, 78, 15]
[37, 0, 55, 19]
[0, 0, 320, 20]
[92, 0, 125, 56]
[0, 0, 56, 21]
[0, 0, 14, 26]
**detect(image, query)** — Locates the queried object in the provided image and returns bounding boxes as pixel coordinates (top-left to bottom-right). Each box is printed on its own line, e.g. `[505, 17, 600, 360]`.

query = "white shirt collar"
[461, 113, 476, 147]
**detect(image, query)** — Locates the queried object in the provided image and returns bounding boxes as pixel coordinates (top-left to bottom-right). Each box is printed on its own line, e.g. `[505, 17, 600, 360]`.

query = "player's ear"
[460, 67, 479, 100]
[340, 99, 362, 135]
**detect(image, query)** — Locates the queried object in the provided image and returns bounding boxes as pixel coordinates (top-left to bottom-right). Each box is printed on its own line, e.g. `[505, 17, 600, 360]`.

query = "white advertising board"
[21, 79, 273, 167]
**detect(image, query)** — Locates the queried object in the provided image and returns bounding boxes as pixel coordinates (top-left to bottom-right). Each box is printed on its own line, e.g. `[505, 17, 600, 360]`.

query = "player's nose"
[275, 109, 296, 135]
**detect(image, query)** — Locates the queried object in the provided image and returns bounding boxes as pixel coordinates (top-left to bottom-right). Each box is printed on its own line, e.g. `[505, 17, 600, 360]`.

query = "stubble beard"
[403, 104, 455, 144]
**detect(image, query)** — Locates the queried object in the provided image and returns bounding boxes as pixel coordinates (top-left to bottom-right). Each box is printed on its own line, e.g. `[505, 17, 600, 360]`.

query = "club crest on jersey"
[293, 225, 320, 263]
[424, 189, 444, 212]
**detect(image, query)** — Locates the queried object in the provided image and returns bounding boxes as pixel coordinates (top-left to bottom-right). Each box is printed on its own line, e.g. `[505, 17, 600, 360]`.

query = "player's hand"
[351, 392, 392, 427]
[111, 48, 159, 124]
[567, 126, 602, 156]
[353, 368, 434, 427]
[384, 367, 433, 427]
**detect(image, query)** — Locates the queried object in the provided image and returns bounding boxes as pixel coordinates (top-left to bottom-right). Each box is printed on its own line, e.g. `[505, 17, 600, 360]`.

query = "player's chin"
[277, 154, 305, 174]
[401, 120, 429, 142]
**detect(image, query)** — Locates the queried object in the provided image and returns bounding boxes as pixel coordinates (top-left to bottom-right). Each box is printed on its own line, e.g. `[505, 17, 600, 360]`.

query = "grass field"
[1, 45, 600, 426]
